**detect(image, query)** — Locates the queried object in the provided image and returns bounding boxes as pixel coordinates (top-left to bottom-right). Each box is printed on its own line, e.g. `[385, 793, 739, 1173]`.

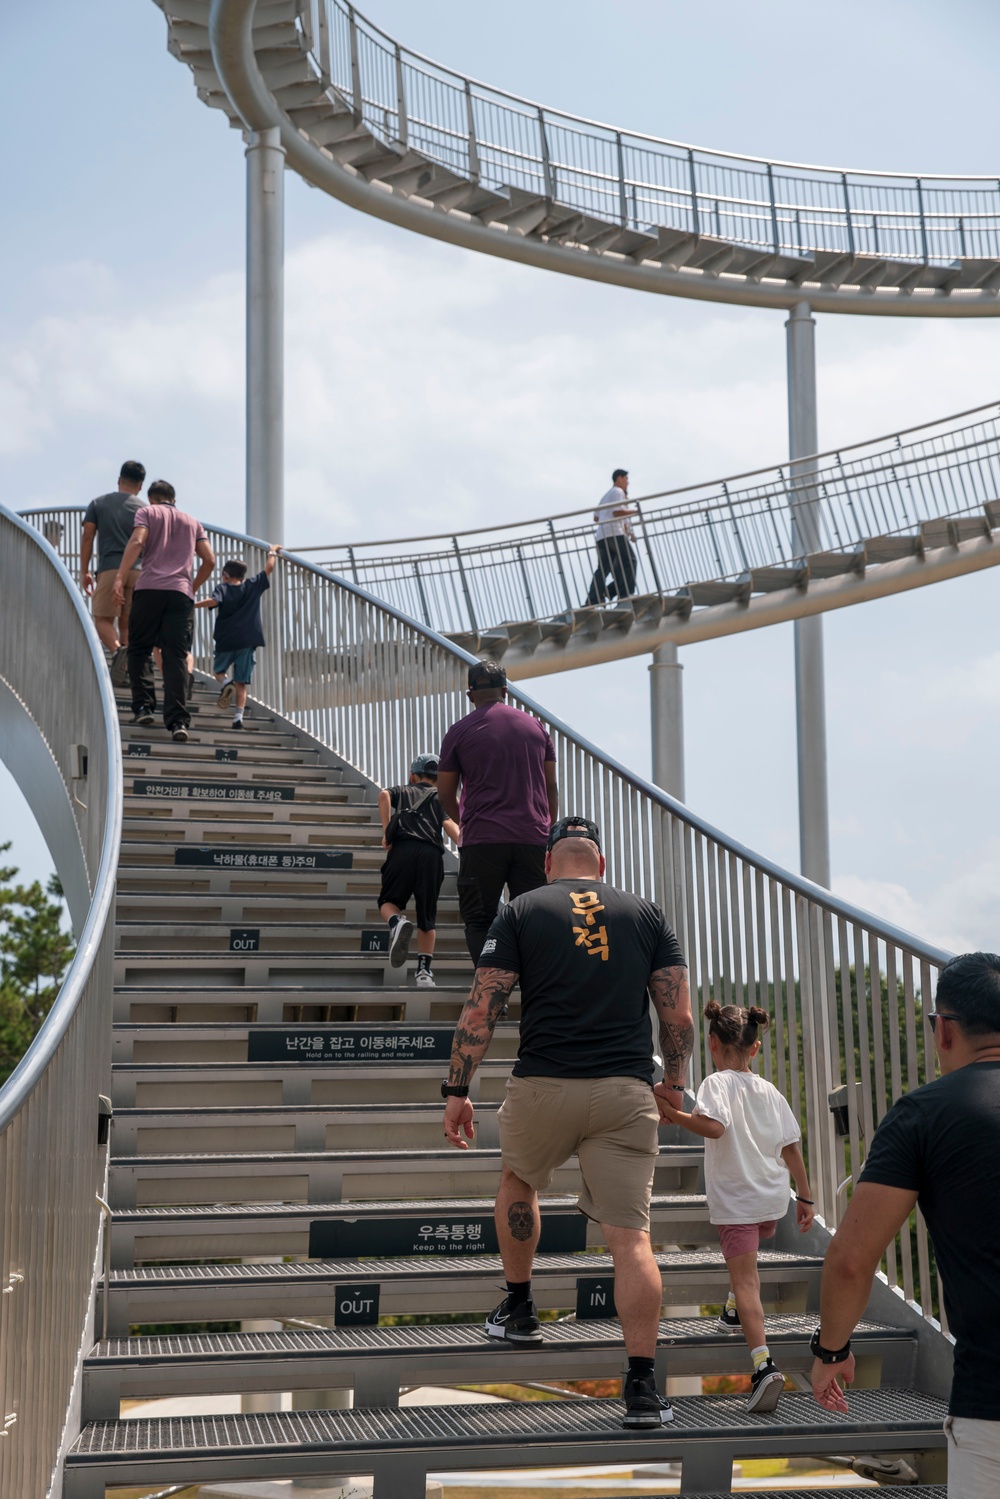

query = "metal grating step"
[64, 1390, 948, 1499]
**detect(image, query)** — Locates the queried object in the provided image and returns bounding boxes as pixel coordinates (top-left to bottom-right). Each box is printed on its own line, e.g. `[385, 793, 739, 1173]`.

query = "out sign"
[576, 1276, 615, 1321]
[334, 1282, 380, 1326]
[230, 928, 260, 952]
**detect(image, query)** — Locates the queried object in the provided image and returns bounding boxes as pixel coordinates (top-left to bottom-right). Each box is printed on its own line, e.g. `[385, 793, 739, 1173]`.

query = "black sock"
[628, 1356, 656, 1379]
[506, 1279, 532, 1308]
[417, 953, 432, 972]
[387, 913, 400, 928]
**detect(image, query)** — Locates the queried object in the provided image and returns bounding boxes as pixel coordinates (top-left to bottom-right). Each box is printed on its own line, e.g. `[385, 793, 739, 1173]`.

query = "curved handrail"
[0, 504, 123, 1492]
[162, 0, 1000, 314]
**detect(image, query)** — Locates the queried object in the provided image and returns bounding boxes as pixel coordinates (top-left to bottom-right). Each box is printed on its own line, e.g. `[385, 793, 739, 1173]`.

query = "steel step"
[111, 952, 477, 997]
[117, 839, 386, 868]
[114, 921, 468, 956]
[99, 1246, 821, 1332]
[111, 1058, 514, 1107]
[63, 1389, 949, 1499]
[106, 1143, 703, 1208]
[109, 1191, 713, 1267]
[80, 1314, 911, 1419]
[115, 891, 460, 922]
[115, 864, 433, 896]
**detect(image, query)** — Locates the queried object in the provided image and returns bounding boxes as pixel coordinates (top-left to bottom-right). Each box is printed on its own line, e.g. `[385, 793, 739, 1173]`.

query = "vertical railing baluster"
[616, 132, 628, 229]
[916, 177, 929, 263]
[687, 148, 701, 237]
[547, 520, 572, 612]
[465, 80, 480, 182]
[841, 172, 855, 258]
[538, 108, 554, 201]
[394, 44, 408, 147]
[347, 4, 362, 119]
[766, 162, 780, 254]
[452, 538, 478, 633]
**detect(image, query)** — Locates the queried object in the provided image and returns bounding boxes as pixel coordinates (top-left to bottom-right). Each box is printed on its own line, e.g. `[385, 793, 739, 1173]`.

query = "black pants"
[127, 589, 194, 730]
[457, 842, 547, 963]
[586, 535, 637, 604]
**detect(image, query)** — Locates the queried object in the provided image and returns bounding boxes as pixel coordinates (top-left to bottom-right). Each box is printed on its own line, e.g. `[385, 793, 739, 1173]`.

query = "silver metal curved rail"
[25, 507, 951, 1334]
[0, 505, 123, 1495]
[285, 399, 1000, 675]
[155, 0, 1000, 314]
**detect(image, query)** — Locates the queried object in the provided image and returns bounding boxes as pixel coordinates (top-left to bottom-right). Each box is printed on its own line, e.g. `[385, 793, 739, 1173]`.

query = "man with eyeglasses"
[811, 951, 1000, 1496]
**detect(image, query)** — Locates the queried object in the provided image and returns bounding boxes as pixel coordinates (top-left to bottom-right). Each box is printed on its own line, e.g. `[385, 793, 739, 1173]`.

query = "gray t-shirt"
[83, 491, 144, 573]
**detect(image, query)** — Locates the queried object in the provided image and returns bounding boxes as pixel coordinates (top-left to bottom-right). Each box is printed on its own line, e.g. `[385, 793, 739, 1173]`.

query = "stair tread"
[111, 1144, 701, 1164]
[113, 1190, 705, 1222]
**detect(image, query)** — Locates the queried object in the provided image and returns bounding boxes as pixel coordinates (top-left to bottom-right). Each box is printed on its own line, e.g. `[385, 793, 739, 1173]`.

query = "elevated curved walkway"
[157, 0, 1000, 315]
[292, 400, 1000, 676]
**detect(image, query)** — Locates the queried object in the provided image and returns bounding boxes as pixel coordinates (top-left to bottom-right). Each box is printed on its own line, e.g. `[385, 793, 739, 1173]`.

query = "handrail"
[0, 504, 123, 1493]
[26, 503, 951, 1334]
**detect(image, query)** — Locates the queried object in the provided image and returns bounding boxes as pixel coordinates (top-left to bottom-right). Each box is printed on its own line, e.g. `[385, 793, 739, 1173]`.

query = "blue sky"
[2, 0, 1000, 948]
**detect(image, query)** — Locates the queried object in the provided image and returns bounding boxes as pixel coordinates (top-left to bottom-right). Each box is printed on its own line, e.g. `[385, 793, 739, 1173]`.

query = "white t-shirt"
[594, 486, 630, 541]
[695, 1069, 801, 1225]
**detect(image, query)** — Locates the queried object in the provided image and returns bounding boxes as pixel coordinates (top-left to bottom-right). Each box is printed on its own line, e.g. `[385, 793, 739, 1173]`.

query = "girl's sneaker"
[717, 1305, 741, 1332]
[747, 1360, 784, 1413]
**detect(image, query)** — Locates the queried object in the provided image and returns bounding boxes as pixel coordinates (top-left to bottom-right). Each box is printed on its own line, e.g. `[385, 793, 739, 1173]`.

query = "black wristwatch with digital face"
[441, 1082, 470, 1099]
[809, 1327, 852, 1363]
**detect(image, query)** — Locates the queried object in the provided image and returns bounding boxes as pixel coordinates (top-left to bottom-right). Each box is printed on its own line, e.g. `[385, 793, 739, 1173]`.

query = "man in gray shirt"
[81, 460, 146, 685]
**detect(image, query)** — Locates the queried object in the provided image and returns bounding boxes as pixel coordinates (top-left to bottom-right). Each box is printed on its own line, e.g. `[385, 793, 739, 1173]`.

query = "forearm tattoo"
[448, 966, 518, 1088]
[649, 964, 694, 1086]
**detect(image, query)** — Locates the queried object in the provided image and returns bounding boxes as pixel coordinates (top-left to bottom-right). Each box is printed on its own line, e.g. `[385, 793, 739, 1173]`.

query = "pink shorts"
[717, 1220, 777, 1259]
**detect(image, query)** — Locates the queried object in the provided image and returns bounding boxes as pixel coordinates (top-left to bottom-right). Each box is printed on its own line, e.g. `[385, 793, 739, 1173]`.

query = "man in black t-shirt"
[811, 951, 1000, 1496]
[441, 816, 693, 1430]
[377, 754, 460, 987]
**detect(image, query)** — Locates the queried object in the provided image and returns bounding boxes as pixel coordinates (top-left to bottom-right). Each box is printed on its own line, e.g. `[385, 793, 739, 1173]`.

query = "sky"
[2, 0, 999, 950]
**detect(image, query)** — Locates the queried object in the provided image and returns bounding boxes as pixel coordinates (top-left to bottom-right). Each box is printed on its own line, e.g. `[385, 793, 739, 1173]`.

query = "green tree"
[0, 844, 75, 1084]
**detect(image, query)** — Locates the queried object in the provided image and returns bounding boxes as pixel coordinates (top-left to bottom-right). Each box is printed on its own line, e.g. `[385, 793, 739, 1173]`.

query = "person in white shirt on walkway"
[586, 468, 639, 604]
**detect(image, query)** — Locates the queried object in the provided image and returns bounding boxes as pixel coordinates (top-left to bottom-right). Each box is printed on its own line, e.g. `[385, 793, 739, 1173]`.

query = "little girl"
[658, 999, 814, 1414]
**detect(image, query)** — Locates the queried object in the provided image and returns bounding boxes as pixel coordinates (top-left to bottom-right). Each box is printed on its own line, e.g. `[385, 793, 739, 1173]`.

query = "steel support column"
[786, 301, 830, 887]
[649, 641, 685, 801]
[246, 126, 285, 543]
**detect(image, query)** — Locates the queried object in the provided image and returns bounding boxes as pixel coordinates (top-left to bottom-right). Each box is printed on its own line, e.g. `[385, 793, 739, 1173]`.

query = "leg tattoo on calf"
[508, 1201, 535, 1241]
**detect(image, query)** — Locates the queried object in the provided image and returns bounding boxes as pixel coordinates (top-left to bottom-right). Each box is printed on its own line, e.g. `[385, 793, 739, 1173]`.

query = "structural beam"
[649, 642, 685, 801]
[246, 125, 285, 543]
[786, 302, 831, 887]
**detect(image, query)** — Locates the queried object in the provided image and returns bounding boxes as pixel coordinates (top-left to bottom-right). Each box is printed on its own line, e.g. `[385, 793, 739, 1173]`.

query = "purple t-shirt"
[438, 702, 556, 846]
[132, 505, 208, 599]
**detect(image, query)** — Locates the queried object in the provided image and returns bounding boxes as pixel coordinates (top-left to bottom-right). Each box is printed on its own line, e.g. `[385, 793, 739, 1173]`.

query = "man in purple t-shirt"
[437, 661, 559, 962]
[113, 479, 215, 742]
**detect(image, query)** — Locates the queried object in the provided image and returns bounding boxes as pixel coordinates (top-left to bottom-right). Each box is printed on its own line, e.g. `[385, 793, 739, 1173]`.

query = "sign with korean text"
[309, 1213, 587, 1259]
[247, 1026, 452, 1064]
[175, 848, 353, 871]
[133, 779, 295, 802]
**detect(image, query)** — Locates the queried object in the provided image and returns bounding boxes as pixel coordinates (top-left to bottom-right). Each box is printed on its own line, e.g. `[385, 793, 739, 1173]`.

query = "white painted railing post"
[649, 642, 685, 802]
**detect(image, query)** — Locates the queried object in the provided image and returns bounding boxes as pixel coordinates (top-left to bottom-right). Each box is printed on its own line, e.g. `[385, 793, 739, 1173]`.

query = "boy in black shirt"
[378, 754, 460, 987]
[195, 546, 280, 728]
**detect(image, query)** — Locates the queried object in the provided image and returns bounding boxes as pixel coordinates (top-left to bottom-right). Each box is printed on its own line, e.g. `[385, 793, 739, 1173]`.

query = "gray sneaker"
[388, 916, 414, 967]
[110, 647, 129, 688]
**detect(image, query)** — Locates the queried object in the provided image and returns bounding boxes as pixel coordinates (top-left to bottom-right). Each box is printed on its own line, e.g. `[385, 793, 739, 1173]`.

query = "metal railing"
[292, 399, 1000, 635]
[0, 505, 122, 1495]
[26, 506, 951, 1335]
[304, 0, 1000, 268]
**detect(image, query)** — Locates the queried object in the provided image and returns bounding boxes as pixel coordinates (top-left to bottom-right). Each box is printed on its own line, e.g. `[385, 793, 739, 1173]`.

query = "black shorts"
[378, 840, 444, 931]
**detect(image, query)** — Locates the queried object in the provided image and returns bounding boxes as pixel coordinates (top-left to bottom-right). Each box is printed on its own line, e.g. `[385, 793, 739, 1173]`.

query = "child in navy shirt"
[195, 545, 281, 728]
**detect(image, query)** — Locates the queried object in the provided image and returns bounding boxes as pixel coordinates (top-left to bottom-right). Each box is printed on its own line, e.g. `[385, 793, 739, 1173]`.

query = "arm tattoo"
[648, 964, 694, 1087]
[448, 966, 518, 1088]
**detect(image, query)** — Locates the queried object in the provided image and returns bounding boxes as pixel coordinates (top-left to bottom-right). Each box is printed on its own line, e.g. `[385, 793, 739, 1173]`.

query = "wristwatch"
[441, 1082, 470, 1099]
[809, 1327, 852, 1364]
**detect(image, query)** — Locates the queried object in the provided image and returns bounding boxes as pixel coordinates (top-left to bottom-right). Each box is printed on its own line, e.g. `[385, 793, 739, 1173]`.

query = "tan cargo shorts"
[497, 1074, 660, 1230]
[93, 566, 139, 622]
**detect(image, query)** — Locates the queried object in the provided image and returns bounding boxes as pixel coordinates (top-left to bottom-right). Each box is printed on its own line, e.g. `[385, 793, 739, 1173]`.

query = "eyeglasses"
[927, 1012, 962, 1026]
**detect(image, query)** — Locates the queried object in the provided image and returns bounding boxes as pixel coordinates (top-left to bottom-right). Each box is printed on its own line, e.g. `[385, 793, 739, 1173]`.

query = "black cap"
[468, 660, 507, 691]
[546, 815, 602, 852]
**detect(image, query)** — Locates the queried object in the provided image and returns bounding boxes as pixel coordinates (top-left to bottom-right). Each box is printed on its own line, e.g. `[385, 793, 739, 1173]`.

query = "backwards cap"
[546, 815, 602, 853]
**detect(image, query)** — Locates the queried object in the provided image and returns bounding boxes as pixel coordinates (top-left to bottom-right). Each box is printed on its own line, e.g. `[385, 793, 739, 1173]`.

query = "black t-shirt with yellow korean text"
[478, 878, 685, 1082]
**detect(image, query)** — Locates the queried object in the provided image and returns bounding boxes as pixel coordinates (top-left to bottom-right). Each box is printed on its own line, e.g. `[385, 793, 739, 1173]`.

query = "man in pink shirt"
[113, 480, 215, 742]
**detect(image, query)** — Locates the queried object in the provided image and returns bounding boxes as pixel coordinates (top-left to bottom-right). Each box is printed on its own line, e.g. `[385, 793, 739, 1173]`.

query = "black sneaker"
[747, 1360, 784, 1414]
[131, 710, 155, 727]
[171, 726, 189, 743]
[388, 916, 414, 968]
[717, 1305, 741, 1333]
[622, 1370, 674, 1429]
[484, 1295, 543, 1345]
[110, 647, 129, 688]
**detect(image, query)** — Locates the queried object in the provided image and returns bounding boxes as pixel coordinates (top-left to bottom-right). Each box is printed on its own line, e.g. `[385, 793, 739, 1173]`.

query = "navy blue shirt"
[212, 571, 270, 650]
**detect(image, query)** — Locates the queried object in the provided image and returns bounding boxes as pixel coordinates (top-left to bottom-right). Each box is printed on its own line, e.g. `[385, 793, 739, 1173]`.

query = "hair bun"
[748, 1005, 770, 1029]
[703, 999, 722, 1021]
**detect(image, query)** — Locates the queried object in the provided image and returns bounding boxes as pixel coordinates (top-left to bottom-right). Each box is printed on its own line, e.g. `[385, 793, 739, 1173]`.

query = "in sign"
[230, 928, 261, 952]
[215, 747, 238, 762]
[334, 1282, 380, 1326]
[575, 1276, 616, 1321]
[360, 929, 390, 954]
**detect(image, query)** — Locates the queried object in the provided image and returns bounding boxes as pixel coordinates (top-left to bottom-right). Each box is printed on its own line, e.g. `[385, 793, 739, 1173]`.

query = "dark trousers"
[586, 535, 637, 604]
[457, 842, 547, 963]
[127, 589, 194, 730]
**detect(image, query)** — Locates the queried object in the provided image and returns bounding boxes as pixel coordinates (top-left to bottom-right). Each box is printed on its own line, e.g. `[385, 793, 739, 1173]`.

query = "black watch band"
[809, 1327, 852, 1364]
[441, 1082, 470, 1099]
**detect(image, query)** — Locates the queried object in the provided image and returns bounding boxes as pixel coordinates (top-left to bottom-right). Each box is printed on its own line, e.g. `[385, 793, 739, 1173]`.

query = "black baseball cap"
[468, 660, 507, 690]
[546, 815, 602, 852]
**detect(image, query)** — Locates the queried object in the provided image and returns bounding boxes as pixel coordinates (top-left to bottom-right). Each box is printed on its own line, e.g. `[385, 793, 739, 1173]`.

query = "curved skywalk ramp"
[157, 0, 1000, 315]
[297, 400, 1000, 676]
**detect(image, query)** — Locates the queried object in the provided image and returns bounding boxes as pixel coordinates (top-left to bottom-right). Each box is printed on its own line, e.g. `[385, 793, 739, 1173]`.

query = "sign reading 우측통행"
[308, 1213, 587, 1259]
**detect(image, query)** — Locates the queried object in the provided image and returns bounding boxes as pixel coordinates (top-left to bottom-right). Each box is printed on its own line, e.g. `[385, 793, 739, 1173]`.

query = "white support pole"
[246, 126, 285, 544]
[649, 641, 685, 801]
[786, 301, 831, 887]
